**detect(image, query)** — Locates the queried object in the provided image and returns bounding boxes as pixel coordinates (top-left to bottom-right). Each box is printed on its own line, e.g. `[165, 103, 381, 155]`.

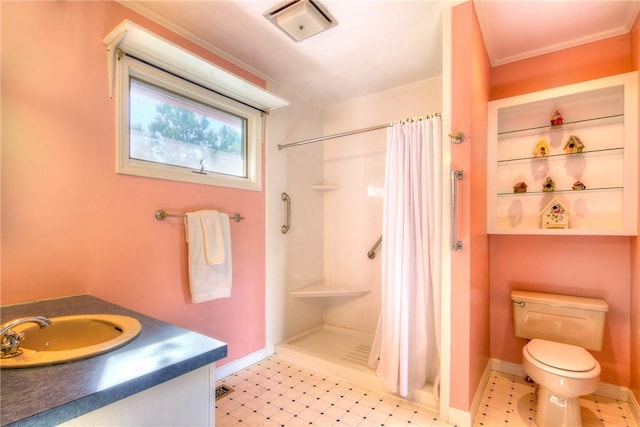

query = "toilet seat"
[527, 339, 596, 372]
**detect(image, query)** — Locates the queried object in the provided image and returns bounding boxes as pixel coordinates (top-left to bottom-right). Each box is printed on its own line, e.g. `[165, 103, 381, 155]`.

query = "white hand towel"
[185, 210, 232, 303]
[200, 213, 225, 266]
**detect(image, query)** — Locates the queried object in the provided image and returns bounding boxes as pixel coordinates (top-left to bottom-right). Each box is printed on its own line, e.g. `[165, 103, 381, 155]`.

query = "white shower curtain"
[368, 116, 442, 399]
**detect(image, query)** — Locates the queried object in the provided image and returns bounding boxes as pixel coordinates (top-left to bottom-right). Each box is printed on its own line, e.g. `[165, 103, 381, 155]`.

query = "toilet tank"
[511, 290, 608, 351]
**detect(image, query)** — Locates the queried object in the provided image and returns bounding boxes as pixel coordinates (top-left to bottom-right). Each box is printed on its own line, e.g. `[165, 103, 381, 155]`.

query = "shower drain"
[215, 385, 234, 400]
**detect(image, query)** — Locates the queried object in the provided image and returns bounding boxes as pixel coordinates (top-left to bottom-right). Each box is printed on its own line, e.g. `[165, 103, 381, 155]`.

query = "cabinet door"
[487, 72, 638, 235]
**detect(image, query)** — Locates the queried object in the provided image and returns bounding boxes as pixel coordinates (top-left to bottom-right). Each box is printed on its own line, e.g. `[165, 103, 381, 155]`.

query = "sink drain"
[215, 384, 234, 400]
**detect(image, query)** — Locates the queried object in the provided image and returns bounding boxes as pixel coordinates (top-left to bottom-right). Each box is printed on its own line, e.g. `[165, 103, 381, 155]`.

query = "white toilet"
[510, 290, 609, 427]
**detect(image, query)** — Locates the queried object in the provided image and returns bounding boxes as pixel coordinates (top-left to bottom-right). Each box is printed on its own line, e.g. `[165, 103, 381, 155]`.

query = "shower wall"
[321, 77, 444, 334]
[266, 78, 443, 348]
[266, 83, 326, 346]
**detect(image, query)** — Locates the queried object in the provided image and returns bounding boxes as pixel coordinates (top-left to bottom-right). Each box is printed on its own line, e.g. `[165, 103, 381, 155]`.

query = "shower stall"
[266, 78, 444, 411]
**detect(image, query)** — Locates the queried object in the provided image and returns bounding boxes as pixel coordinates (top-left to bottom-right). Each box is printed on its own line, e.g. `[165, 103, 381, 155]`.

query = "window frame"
[116, 55, 263, 191]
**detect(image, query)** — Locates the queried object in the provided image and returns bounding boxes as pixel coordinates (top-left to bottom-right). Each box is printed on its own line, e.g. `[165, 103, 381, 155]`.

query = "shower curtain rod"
[277, 123, 389, 150]
[277, 113, 442, 150]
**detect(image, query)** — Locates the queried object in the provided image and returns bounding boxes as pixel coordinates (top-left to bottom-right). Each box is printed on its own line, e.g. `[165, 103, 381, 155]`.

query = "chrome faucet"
[0, 316, 52, 358]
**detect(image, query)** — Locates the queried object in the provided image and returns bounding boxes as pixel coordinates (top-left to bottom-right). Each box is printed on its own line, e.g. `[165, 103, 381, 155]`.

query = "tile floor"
[215, 358, 639, 427]
[215, 356, 450, 426]
[473, 371, 638, 427]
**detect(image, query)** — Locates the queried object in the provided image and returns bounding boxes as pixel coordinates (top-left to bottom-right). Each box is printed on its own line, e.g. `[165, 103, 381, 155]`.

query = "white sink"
[0, 314, 141, 368]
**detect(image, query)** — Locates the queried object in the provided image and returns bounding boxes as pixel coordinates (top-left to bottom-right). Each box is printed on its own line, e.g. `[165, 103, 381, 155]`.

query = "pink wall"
[1, 2, 267, 366]
[490, 236, 631, 385]
[450, 2, 491, 411]
[488, 37, 634, 386]
[630, 13, 640, 404]
[490, 34, 631, 100]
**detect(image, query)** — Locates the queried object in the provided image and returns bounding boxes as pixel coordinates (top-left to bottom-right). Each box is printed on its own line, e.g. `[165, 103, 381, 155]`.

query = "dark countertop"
[0, 295, 227, 426]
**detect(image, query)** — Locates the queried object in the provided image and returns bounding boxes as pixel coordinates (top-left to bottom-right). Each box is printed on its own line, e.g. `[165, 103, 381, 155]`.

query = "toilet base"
[535, 386, 582, 427]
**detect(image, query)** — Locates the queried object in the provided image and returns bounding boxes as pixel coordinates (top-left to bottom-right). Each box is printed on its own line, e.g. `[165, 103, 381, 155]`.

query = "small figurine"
[564, 135, 585, 154]
[541, 197, 569, 229]
[572, 180, 586, 190]
[550, 110, 563, 127]
[513, 182, 528, 193]
[533, 139, 550, 157]
[542, 177, 555, 192]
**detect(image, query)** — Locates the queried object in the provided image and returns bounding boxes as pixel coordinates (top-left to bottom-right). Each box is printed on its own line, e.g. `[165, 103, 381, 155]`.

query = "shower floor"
[274, 324, 438, 412]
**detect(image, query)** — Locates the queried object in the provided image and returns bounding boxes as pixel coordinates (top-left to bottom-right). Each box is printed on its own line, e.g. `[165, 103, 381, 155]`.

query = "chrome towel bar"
[154, 209, 244, 223]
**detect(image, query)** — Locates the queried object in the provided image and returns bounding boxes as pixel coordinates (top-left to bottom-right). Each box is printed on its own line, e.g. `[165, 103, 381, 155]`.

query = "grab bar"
[451, 170, 463, 251]
[367, 236, 382, 259]
[281, 192, 291, 234]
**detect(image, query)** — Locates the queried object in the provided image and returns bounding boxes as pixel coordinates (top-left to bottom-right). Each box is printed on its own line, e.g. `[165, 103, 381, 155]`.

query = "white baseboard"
[595, 381, 631, 401]
[629, 389, 640, 426]
[470, 360, 493, 422]
[215, 348, 271, 380]
[490, 358, 526, 377]
[448, 406, 472, 427]
[445, 360, 492, 427]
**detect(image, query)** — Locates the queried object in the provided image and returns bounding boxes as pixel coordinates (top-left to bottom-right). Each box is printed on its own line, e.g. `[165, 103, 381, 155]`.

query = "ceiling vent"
[264, 0, 337, 42]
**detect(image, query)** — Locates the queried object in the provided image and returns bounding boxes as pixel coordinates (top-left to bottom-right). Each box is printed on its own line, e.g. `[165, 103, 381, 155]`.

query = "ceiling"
[121, 0, 640, 109]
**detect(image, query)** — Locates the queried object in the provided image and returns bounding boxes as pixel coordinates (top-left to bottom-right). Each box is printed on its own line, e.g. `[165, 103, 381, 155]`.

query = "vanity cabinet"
[487, 72, 638, 235]
[60, 365, 215, 426]
[0, 295, 226, 427]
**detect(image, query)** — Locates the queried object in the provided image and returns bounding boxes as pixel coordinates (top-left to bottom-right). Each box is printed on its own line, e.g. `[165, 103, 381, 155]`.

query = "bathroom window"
[116, 56, 263, 190]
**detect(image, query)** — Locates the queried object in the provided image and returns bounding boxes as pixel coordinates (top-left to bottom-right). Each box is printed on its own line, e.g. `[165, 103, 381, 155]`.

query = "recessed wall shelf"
[487, 72, 638, 235]
[290, 283, 370, 298]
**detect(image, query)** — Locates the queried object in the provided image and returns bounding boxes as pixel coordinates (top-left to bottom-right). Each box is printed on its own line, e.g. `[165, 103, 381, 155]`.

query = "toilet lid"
[527, 339, 596, 372]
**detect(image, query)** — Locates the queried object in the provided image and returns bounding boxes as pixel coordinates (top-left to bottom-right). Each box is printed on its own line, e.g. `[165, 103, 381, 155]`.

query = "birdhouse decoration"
[540, 197, 570, 229]
[533, 139, 550, 157]
[550, 110, 563, 127]
[564, 135, 585, 154]
[542, 177, 555, 192]
[572, 180, 586, 190]
[513, 181, 528, 193]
